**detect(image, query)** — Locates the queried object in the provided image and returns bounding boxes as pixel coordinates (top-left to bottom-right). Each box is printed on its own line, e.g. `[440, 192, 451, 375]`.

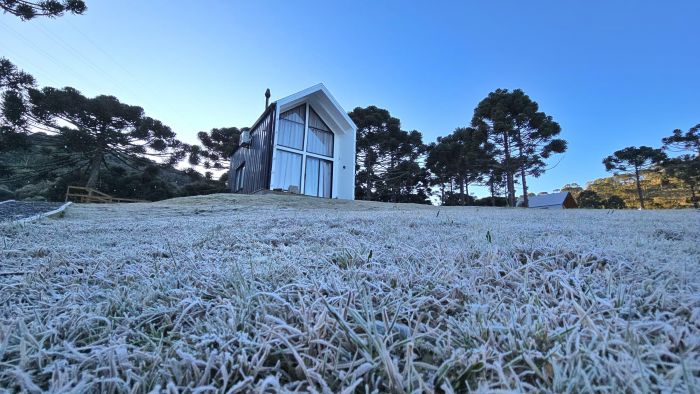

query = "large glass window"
[306, 108, 334, 157]
[304, 156, 332, 198]
[274, 104, 334, 197]
[271, 149, 302, 192]
[277, 105, 305, 150]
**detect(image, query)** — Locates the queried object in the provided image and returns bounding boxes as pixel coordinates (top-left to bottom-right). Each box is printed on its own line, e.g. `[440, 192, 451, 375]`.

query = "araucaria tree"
[662, 124, 700, 207]
[662, 123, 699, 157]
[661, 156, 699, 208]
[0, 0, 86, 20]
[426, 127, 494, 205]
[603, 146, 666, 209]
[425, 139, 454, 204]
[189, 127, 244, 170]
[1, 58, 35, 151]
[471, 89, 566, 207]
[28, 87, 187, 188]
[349, 106, 427, 203]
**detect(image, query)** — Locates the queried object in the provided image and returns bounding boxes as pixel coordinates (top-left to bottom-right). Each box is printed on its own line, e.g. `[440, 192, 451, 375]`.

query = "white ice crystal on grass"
[0, 193, 699, 392]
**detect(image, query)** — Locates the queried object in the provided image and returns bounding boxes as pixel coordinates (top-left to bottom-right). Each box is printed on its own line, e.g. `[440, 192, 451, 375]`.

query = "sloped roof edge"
[274, 83, 356, 131]
[519, 191, 573, 208]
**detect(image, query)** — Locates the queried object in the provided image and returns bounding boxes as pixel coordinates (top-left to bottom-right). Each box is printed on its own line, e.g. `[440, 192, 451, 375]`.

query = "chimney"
[265, 88, 271, 109]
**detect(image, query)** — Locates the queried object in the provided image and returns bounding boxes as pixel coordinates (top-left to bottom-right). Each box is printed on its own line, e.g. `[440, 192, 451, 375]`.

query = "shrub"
[0, 185, 15, 200]
[578, 190, 604, 208]
[605, 195, 627, 209]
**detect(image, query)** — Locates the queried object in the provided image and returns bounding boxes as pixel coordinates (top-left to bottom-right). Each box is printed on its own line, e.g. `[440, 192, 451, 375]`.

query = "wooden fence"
[65, 186, 149, 203]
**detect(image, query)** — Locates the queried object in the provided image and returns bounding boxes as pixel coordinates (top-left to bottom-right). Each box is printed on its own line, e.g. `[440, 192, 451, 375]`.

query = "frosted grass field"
[0, 194, 698, 393]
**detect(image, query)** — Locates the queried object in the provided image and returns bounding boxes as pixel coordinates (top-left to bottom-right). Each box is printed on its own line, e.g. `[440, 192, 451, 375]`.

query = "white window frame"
[272, 102, 335, 197]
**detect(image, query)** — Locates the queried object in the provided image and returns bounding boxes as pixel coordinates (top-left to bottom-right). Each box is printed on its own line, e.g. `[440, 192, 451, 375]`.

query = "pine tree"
[349, 106, 426, 202]
[28, 87, 187, 188]
[472, 89, 565, 207]
[603, 146, 667, 209]
[189, 127, 244, 170]
[1, 0, 86, 20]
[0, 58, 35, 153]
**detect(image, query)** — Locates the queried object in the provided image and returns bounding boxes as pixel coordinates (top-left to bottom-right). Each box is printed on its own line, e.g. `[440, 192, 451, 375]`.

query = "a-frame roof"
[523, 192, 575, 208]
[274, 83, 356, 134]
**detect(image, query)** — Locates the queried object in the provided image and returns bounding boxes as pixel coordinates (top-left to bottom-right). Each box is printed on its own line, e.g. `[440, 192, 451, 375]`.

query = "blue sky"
[1, 1, 698, 195]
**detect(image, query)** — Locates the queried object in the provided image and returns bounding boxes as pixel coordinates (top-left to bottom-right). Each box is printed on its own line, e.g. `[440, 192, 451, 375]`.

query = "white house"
[229, 84, 357, 200]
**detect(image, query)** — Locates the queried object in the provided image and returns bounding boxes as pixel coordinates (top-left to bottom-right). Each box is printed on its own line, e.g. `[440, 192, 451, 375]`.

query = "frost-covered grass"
[0, 194, 699, 393]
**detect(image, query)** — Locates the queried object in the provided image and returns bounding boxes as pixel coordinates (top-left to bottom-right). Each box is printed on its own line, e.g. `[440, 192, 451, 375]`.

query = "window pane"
[281, 105, 305, 124]
[319, 159, 332, 198]
[304, 156, 332, 198]
[304, 157, 319, 196]
[278, 105, 305, 150]
[278, 119, 304, 150]
[272, 149, 302, 192]
[306, 127, 333, 157]
[234, 165, 244, 191]
[308, 107, 330, 131]
[306, 107, 333, 156]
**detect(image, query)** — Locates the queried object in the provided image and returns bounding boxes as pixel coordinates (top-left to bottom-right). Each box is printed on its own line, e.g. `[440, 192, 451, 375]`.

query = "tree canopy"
[603, 146, 667, 209]
[189, 127, 243, 170]
[28, 86, 187, 188]
[661, 155, 700, 208]
[1, 0, 85, 20]
[662, 124, 699, 156]
[426, 127, 494, 205]
[577, 190, 604, 209]
[349, 106, 428, 203]
[1, 58, 35, 152]
[560, 183, 583, 198]
[471, 88, 565, 207]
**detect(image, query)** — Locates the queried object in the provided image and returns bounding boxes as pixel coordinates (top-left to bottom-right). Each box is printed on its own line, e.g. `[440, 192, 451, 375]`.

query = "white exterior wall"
[268, 84, 356, 200]
[333, 123, 356, 200]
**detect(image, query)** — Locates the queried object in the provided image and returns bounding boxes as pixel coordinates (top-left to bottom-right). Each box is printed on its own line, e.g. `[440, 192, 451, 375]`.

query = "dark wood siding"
[563, 193, 578, 208]
[230, 105, 276, 194]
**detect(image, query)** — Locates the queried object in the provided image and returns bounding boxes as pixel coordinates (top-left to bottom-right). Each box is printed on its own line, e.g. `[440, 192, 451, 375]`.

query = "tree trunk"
[503, 131, 515, 207]
[459, 176, 465, 206]
[518, 139, 528, 207]
[634, 167, 645, 209]
[465, 181, 469, 205]
[690, 184, 698, 209]
[440, 181, 445, 205]
[365, 161, 372, 200]
[86, 149, 104, 189]
[490, 181, 496, 206]
[519, 166, 529, 207]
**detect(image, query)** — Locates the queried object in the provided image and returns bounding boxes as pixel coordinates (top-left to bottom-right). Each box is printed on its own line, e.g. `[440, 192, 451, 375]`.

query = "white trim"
[300, 103, 310, 194]
[267, 84, 355, 200]
[272, 101, 338, 198]
[274, 83, 356, 133]
[305, 150, 333, 161]
[0, 200, 16, 205]
[275, 146, 334, 163]
[13, 202, 72, 224]
[270, 105, 281, 187]
[276, 145, 305, 155]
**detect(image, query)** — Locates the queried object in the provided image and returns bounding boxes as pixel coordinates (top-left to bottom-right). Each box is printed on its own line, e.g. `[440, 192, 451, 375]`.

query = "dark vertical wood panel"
[230, 106, 275, 194]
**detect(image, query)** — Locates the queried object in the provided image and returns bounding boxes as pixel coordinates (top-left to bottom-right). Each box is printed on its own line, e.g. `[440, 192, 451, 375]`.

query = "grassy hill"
[0, 133, 225, 201]
[1, 194, 697, 392]
[587, 170, 695, 209]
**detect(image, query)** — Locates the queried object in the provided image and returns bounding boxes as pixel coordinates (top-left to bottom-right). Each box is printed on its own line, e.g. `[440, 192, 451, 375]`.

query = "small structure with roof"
[229, 84, 357, 200]
[517, 191, 578, 209]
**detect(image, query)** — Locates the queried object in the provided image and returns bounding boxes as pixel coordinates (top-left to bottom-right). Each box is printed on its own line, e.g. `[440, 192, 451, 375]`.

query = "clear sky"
[1, 1, 698, 195]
